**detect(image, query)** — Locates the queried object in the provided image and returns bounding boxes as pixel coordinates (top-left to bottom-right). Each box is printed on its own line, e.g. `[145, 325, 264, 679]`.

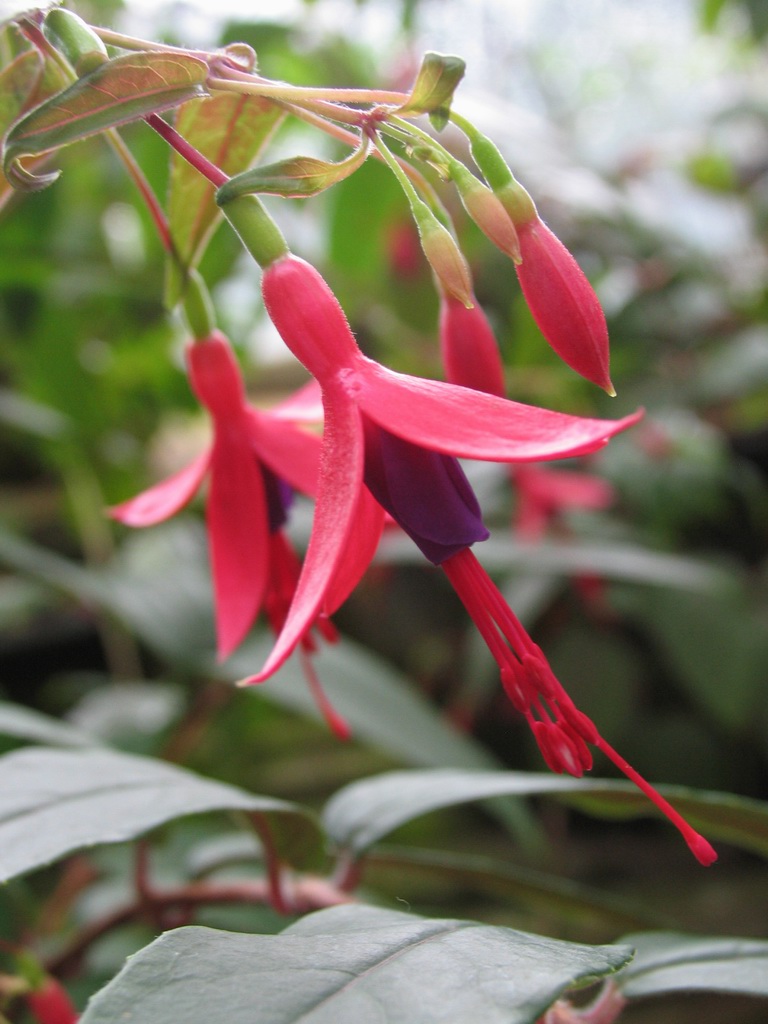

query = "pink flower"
[109, 332, 327, 663]
[251, 253, 639, 674]
[245, 254, 715, 865]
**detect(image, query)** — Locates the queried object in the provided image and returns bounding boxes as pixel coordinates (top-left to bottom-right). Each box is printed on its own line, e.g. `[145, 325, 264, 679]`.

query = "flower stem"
[145, 113, 229, 188]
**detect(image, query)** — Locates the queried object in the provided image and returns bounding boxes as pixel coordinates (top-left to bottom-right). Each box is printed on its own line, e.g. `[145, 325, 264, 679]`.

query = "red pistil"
[442, 547, 717, 866]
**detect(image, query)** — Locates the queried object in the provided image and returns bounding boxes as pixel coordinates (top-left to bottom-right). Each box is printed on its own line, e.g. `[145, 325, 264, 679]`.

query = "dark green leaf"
[400, 51, 466, 130]
[323, 768, 768, 859]
[367, 846, 662, 932]
[79, 906, 633, 1024]
[0, 746, 322, 880]
[165, 91, 283, 306]
[3, 52, 209, 190]
[617, 932, 768, 998]
[619, 586, 766, 731]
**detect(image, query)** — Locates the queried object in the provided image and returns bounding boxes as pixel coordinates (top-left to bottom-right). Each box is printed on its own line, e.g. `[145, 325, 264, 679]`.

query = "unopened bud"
[515, 215, 614, 394]
[412, 202, 474, 308]
[439, 295, 506, 397]
[450, 160, 520, 263]
[44, 8, 108, 75]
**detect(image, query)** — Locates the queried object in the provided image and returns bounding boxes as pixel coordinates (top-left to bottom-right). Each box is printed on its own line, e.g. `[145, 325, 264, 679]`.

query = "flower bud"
[44, 8, 108, 75]
[514, 214, 614, 395]
[412, 203, 474, 308]
[26, 977, 78, 1024]
[466, 127, 613, 393]
[439, 295, 505, 397]
[450, 160, 520, 263]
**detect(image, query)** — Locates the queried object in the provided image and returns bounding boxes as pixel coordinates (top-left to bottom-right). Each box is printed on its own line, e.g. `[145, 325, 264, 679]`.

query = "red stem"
[145, 113, 229, 188]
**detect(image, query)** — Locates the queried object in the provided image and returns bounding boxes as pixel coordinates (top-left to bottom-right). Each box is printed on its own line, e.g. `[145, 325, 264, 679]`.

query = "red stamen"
[442, 546, 717, 865]
[595, 735, 718, 866]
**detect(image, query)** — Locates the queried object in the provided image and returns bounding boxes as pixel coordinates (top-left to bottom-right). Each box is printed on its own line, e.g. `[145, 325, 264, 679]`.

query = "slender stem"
[247, 813, 290, 914]
[145, 113, 229, 188]
[211, 66, 408, 106]
[373, 134, 425, 208]
[93, 25, 212, 61]
[107, 130, 174, 254]
[45, 876, 352, 977]
[207, 76, 364, 126]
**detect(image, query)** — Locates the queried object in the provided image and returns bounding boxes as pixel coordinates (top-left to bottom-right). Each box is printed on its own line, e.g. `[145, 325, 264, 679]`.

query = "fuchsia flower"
[109, 332, 331, 663]
[246, 254, 716, 865]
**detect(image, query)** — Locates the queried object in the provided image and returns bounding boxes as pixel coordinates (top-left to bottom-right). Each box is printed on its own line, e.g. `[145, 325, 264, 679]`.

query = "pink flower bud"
[26, 978, 78, 1024]
[439, 295, 506, 398]
[515, 215, 614, 394]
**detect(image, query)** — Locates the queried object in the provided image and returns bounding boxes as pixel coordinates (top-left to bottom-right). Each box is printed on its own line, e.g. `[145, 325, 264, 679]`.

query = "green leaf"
[617, 932, 768, 998]
[619, 585, 766, 732]
[79, 907, 633, 1024]
[400, 51, 466, 130]
[229, 636, 501, 773]
[323, 769, 768, 859]
[367, 846, 662, 932]
[700, 0, 729, 31]
[0, 701, 96, 748]
[0, 746, 322, 880]
[3, 51, 209, 190]
[216, 143, 369, 203]
[165, 91, 284, 306]
[0, 46, 42, 138]
[379, 532, 732, 591]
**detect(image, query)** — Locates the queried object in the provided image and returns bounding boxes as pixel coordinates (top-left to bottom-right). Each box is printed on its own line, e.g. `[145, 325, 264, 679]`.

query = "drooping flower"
[244, 254, 716, 865]
[109, 332, 333, 668]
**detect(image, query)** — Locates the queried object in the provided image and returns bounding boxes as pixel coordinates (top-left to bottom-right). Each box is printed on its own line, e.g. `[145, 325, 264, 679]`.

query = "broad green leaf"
[0, 701, 96, 748]
[0, 746, 322, 880]
[619, 585, 766, 732]
[3, 51, 209, 190]
[617, 932, 768, 998]
[79, 906, 633, 1024]
[366, 845, 662, 932]
[229, 637, 502, 773]
[165, 91, 284, 306]
[400, 51, 466, 130]
[215, 143, 369, 203]
[323, 768, 768, 859]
